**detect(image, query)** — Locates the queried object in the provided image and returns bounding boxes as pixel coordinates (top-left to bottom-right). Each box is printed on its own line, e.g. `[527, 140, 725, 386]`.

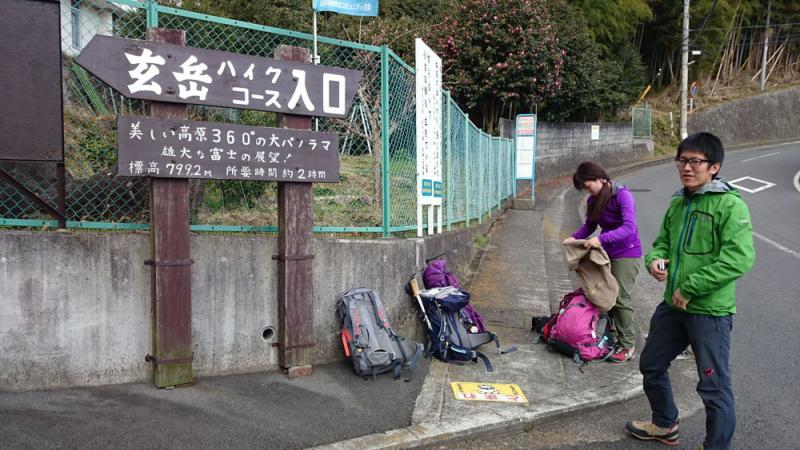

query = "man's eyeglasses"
[675, 158, 710, 169]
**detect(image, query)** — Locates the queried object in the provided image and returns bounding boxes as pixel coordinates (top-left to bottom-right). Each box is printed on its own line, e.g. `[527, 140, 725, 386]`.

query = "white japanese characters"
[118, 116, 338, 182]
[116, 44, 355, 116]
[125, 48, 165, 94]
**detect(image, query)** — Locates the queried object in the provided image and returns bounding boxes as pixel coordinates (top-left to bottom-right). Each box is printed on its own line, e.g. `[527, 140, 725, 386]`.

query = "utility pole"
[760, 0, 771, 93]
[680, 0, 690, 140]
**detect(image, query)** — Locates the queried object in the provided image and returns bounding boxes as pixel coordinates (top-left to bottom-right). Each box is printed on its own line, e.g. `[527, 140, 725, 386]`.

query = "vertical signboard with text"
[515, 114, 537, 189]
[415, 38, 442, 236]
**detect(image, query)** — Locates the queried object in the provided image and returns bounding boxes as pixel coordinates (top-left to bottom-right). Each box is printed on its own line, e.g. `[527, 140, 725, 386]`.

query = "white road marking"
[753, 231, 800, 261]
[741, 152, 780, 163]
[728, 176, 776, 194]
[794, 170, 800, 194]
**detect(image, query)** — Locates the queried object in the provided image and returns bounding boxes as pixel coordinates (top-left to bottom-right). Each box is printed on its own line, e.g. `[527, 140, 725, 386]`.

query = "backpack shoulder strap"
[366, 289, 392, 331]
[473, 350, 494, 372]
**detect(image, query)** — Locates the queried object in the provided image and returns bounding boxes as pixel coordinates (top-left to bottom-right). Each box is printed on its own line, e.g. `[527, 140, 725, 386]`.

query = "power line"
[692, 22, 800, 32]
[689, 0, 719, 47]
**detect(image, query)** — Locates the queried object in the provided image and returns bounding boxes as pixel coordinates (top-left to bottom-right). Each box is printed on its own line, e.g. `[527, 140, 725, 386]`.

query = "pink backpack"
[545, 289, 614, 362]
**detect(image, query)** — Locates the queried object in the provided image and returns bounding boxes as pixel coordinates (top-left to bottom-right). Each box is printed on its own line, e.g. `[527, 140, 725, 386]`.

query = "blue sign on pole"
[313, 0, 379, 16]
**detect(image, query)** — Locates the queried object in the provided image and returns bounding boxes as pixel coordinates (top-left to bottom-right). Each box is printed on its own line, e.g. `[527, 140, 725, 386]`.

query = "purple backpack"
[422, 259, 487, 333]
[546, 289, 614, 362]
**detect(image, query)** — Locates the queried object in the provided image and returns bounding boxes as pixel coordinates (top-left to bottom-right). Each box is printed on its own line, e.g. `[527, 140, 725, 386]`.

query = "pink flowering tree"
[432, 0, 564, 134]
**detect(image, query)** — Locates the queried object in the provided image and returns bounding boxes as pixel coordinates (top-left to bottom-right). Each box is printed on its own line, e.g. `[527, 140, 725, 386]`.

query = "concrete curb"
[314, 373, 643, 450]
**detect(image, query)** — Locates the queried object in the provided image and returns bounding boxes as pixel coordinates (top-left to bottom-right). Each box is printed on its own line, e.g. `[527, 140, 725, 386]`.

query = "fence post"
[464, 114, 470, 227]
[489, 137, 494, 213]
[478, 132, 483, 224]
[445, 92, 452, 231]
[510, 140, 515, 198]
[146, 0, 159, 28]
[631, 107, 635, 139]
[380, 46, 391, 237]
[496, 138, 501, 209]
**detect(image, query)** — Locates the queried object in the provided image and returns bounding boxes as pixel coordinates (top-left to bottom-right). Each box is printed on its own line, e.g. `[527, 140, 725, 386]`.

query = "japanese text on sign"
[118, 116, 339, 182]
[515, 114, 537, 180]
[451, 382, 528, 404]
[313, 0, 378, 16]
[77, 36, 362, 118]
[415, 38, 443, 207]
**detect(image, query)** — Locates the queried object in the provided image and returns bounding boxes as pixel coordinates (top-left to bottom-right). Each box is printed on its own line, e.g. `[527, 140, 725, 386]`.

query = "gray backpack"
[337, 288, 423, 380]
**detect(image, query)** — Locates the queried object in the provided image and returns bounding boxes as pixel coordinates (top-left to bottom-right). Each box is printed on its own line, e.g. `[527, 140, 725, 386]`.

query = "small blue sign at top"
[313, 0, 379, 16]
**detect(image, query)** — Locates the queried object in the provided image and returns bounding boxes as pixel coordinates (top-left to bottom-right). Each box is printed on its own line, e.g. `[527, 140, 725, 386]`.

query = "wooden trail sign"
[118, 116, 339, 182]
[76, 35, 362, 118]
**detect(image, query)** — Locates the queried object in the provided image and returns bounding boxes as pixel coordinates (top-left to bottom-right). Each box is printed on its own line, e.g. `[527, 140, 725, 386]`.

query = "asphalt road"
[458, 142, 800, 449]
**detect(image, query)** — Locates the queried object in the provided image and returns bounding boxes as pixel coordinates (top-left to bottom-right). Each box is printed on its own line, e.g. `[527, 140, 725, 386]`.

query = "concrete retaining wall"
[689, 87, 800, 148]
[535, 122, 651, 181]
[0, 210, 500, 391]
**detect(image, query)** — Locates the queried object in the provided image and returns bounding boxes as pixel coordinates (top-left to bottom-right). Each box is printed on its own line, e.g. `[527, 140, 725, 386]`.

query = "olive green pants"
[609, 257, 641, 349]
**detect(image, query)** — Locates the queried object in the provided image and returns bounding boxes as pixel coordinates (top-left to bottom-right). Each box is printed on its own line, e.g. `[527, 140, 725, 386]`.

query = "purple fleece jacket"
[572, 182, 642, 260]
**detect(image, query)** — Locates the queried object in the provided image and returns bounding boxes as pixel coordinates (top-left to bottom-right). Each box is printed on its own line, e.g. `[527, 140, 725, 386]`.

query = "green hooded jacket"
[645, 178, 755, 315]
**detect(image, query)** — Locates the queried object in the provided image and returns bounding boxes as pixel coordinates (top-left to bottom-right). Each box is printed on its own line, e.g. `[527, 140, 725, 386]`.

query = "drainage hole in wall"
[261, 326, 276, 341]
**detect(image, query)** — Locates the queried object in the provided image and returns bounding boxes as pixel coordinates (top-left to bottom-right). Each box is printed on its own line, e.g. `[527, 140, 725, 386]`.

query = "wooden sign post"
[78, 31, 362, 385]
[145, 28, 193, 388]
[274, 45, 315, 378]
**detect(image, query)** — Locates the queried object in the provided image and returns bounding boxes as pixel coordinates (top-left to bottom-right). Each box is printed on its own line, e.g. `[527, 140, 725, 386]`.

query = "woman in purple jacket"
[563, 161, 642, 363]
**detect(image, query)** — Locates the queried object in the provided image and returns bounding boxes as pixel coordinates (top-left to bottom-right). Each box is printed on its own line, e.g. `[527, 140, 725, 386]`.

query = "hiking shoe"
[609, 346, 635, 363]
[626, 419, 679, 445]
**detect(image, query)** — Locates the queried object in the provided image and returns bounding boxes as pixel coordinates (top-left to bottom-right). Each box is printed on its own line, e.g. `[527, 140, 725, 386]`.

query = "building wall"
[60, 0, 115, 57]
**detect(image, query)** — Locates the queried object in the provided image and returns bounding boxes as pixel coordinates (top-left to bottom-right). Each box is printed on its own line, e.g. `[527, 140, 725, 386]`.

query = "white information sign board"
[515, 114, 537, 180]
[591, 124, 600, 140]
[415, 39, 443, 236]
[415, 38, 442, 207]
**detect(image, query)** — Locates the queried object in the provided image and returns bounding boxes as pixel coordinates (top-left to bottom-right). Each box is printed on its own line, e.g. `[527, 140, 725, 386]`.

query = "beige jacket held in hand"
[564, 240, 619, 312]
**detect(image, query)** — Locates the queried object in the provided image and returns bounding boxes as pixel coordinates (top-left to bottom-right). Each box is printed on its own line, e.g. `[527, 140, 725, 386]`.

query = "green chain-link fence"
[632, 104, 652, 138]
[0, 0, 514, 235]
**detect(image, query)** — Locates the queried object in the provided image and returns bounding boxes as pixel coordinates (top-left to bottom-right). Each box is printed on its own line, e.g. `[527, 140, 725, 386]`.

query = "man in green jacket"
[626, 132, 755, 449]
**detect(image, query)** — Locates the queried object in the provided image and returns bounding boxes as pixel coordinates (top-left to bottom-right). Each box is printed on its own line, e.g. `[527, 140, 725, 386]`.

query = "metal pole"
[512, 132, 517, 198]
[464, 114, 470, 227]
[312, 10, 319, 131]
[445, 92, 452, 231]
[531, 114, 537, 199]
[478, 132, 483, 224]
[760, 0, 771, 93]
[146, 0, 158, 28]
[380, 46, 391, 237]
[680, 0, 690, 140]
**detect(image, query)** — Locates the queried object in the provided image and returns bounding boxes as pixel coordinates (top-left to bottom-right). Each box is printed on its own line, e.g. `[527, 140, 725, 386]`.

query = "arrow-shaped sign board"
[76, 35, 362, 118]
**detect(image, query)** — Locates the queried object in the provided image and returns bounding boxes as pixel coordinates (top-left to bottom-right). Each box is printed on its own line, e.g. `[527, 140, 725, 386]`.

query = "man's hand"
[562, 237, 576, 245]
[583, 236, 601, 249]
[649, 259, 669, 282]
[672, 288, 689, 311]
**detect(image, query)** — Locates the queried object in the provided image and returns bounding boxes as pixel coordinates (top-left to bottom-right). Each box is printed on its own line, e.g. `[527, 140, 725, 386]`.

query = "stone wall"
[688, 87, 800, 148]
[0, 212, 500, 391]
[534, 122, 651, 180]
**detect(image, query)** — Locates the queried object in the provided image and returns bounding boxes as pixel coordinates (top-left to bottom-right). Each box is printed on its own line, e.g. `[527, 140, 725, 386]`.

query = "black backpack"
[418, 287, 512, 371]
[337, 288, 423, 380]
